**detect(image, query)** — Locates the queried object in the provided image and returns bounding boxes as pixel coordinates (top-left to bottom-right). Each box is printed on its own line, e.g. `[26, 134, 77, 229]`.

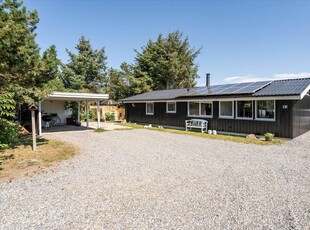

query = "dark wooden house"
[121, 78, 310, 138]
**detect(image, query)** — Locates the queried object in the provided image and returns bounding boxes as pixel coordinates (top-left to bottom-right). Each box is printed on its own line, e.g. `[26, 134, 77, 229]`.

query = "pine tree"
[0, 0, 60, 104]
[61, 36, 107, 93]
[135, 31, 201, 90]
[106, 62, 152, 100]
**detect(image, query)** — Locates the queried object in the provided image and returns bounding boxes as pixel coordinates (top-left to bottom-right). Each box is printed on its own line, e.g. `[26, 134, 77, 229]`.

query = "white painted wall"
[41, 100, 72, 125]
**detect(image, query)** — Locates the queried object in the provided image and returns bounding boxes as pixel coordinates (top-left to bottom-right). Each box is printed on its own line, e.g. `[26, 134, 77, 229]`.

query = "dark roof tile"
[253, 78, 310, 96]
[121, 78, 310, 101]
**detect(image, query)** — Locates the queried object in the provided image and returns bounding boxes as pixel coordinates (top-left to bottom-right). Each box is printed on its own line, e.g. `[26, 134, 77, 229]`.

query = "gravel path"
[0, 129, 309, 229]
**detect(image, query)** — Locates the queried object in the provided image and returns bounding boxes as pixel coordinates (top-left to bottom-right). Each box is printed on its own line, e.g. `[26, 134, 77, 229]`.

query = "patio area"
[42, 122, 130, 134]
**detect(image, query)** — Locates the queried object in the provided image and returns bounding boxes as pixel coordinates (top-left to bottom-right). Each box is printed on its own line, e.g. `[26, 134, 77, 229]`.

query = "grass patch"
[119, 123, 285, 146]
[94, 128, 107, 133]
[0, 135, 78, 182]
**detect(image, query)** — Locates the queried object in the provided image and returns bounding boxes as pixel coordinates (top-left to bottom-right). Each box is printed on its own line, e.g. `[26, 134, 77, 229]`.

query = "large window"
[188, 102, 199, 116]
[146, 102, 154, 115]
[236, 100, 253, 119]
[219, 101, 234, 118]
[200, 102, 212, 117]
[256, 100, 275, 120]
[166, 102, 176, 113]
[188, 102, 213, 117]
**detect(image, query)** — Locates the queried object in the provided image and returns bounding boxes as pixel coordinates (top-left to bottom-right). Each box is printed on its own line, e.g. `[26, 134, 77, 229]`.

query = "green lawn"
[118, 122, 285, 146]
[0, 135, 78, 182]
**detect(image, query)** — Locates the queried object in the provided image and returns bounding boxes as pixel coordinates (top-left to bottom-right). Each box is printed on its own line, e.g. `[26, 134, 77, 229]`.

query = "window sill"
[235, 117, 253, 120]
[166, 111, 176, 114]
[188, 115, 213, 118]
[219, 116, 234, 119]
[255, 118, 276, 122]
[146, 113, 154, 115]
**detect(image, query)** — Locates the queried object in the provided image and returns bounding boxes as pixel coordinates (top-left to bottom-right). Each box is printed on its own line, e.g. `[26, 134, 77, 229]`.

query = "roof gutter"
[122, 95, 301, 103]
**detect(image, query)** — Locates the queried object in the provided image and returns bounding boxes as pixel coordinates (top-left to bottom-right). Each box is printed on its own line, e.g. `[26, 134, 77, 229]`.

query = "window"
[188, 102, 213, 117]
[236, 100, 253, 119]
[219, 101, 234, 118]
[166, 102, 176, 113]
[188, 102, 199, 116]
[200, 102, 212, 117]
[146, 102, 154, 115]
[256, 100, 275, 120]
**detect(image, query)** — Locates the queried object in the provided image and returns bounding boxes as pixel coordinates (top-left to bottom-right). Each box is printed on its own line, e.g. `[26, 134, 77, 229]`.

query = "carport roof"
[44, 92, 109, 101]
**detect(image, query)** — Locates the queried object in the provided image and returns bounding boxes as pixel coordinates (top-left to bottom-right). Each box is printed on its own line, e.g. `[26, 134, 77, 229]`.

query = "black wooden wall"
[291, 96, 310, 138]
[125, 100, 302, 138]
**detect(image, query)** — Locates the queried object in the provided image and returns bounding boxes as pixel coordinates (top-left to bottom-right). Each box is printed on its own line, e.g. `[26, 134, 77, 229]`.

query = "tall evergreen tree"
[135, 31, 201, 90]
[106, 62, 152, 101]
[0, 0, 60, 104]
[106, 67, 129, 101]
[61, 36, 107, 93]
[0, 0, 60, 147]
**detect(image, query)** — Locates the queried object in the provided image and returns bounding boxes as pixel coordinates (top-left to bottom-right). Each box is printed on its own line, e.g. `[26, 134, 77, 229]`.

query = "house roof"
[253, 78, 310, 97]
[122, 88, 190, 101]
[121, 78, 310, 102]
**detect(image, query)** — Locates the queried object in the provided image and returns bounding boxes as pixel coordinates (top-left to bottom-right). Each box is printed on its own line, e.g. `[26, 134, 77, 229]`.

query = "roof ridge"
[273, 77, 310, 82]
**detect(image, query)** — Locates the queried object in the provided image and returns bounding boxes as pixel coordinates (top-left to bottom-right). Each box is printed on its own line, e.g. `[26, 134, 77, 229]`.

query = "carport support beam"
[38, 101, 42, 135]
[77, 101, 80, 123]
[86, 102, 89, 128]
[97, 100, 100, 128]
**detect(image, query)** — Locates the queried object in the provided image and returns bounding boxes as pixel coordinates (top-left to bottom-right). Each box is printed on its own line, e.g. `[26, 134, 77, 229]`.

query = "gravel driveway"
[0, 129, 309, 229]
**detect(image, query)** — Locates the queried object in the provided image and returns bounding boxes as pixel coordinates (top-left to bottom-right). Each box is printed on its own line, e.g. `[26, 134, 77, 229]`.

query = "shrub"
[105, 112, 115, 121]
[0, 93, 19, 149]
[264, 133, 275, 141]
[81, 109, 96, 121]
[264, 133, 275, 138]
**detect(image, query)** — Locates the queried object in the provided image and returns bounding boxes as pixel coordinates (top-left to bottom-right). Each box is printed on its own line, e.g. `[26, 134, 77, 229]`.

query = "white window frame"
[200, 101, 213, 118]
[166, 101, 177, 113]
[236, 100, 253, 120]
[219, 100, 234, 119]
[187, 101, 213, 118]
[255, 100, 276, 121]
[145, 102, 154, 115]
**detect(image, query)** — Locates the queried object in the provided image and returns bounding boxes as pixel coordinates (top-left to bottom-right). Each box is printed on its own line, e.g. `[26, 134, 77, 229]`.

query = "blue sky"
[24, 0, 310, 86]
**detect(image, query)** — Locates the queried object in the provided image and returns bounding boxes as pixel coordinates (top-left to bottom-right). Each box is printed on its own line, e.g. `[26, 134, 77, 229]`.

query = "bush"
[81, 109, 96, 121]
[264, 133, 275, 138]
[0, 93, 19, 149]
[264, 133, 275, 141]
[0, 119, 19, 149]
[105, 112, 115, 121]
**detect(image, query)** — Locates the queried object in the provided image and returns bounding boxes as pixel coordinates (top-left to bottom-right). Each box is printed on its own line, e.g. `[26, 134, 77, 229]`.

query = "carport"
[38, 92, 109, 135]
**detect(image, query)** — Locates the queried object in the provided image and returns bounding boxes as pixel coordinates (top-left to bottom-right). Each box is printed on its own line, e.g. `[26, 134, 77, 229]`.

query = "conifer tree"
[106, 62, 152, 101]
[135, 31, 201, 90]
[0, 0, 60, 104]
[61, 36, 107, 93]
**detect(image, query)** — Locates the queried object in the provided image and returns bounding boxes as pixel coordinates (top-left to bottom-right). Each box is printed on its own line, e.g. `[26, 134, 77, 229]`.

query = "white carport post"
[97, 100, 100, 128]
[77, 101, 81, 123]
[38, 101, 42, 135]
[86, 101, 89, 128]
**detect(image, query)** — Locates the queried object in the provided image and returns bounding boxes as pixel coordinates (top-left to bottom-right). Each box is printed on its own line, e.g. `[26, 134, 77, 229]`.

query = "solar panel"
[181, 81, 272, 97]
[233, 81, 271, 94]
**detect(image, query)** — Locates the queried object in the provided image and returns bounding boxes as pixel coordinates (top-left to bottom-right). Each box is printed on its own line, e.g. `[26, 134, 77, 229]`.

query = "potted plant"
[264, 132, 275, 141]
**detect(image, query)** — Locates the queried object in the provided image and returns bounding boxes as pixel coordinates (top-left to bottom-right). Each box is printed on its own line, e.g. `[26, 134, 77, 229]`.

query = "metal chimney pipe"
[206, 73, 210, 87]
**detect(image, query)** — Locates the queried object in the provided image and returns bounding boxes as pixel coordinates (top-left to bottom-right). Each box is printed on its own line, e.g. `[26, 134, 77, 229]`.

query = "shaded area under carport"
[42, 125, 94, 134]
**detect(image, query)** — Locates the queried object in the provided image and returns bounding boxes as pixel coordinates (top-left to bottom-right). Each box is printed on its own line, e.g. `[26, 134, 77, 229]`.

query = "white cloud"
[223, 72, 310, 84]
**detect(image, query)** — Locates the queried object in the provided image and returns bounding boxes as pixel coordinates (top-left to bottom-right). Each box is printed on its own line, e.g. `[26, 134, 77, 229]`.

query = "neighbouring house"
[90, 100, 125, 121]
[121, 77, 310, 138]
